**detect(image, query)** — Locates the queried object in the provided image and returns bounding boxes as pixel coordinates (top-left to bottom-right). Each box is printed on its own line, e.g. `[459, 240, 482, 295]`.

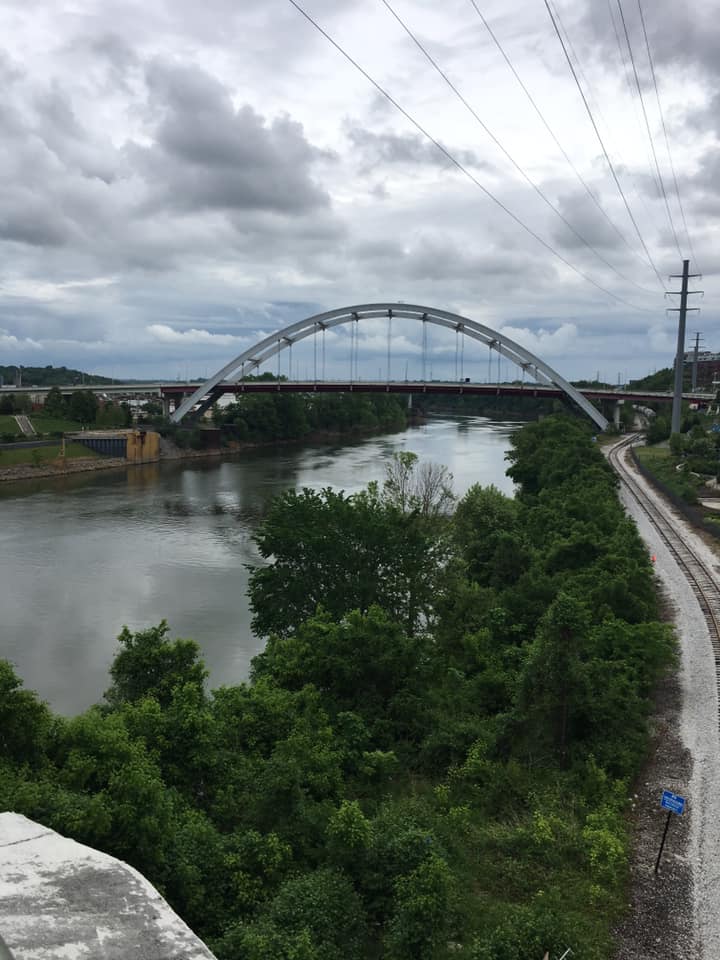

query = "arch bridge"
[170, 303, 610, 429]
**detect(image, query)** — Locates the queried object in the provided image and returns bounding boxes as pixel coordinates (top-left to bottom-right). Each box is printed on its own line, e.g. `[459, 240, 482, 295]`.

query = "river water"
[0, 417, 520, 714]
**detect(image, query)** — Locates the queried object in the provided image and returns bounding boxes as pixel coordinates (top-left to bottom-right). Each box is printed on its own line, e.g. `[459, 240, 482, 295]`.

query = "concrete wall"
[0, 812, 216, 959]
[126, 429, 160, 463]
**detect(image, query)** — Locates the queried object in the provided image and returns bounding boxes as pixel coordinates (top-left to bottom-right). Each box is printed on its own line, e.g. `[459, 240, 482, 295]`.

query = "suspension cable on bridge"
[354, 315, 360, 381]
[422, 314, 428, 382]
[387, 310, 393, 381]
[322, 326, 326, 380]
[460, 326, 465, 382]
[349, 319, 356, 382]
[313, 324, 318, 382]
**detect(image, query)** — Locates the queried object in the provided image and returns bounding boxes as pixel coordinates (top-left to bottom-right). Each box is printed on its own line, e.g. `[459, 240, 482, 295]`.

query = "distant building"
[681, 350, 720, 389]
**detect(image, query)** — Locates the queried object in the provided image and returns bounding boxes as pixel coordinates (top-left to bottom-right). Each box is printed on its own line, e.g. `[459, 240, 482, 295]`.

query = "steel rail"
[608, 434, 720, 727]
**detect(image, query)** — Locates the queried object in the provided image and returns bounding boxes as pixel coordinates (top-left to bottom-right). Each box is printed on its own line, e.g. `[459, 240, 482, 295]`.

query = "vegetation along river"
[0, 416, 520, 714]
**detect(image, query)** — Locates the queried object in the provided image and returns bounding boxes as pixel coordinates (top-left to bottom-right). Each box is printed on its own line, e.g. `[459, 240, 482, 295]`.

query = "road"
[608, 435, 720, 959]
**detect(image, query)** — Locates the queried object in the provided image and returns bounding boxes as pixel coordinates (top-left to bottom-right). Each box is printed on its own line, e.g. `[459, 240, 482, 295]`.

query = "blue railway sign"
[661, 790, 685, 815]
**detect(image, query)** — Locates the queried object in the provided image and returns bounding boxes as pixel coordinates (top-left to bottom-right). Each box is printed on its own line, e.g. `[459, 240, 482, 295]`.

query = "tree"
[513, 593, 591, 765]
[453, 484, 526, 587]
[252, 607, 426, 742]
[248, 487, 446, 637]
[0, 660, 52, 766]
[383, 451, 454, 517]
[44, 386, 66, 418]
[68, 389, 98, 424]
[104, 621, 208, 709]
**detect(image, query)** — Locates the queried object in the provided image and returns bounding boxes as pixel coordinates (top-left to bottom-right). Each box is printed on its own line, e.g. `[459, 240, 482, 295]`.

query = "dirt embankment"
[0, 457, 128, 483]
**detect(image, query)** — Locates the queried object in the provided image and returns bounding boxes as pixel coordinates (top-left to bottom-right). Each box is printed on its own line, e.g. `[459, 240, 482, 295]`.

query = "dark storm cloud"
[134, 61, 333, 215]
[579, 0, 720, 80]
[346, 125, 488, 173]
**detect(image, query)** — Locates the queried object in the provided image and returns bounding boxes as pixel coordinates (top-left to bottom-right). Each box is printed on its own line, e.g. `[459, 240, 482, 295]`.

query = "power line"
[605, 0, 668, 235]
[636, 0, 701, 271]
[467, 0, 644, 266]
[542, 0, 669, 294]
[379, 0, 656, 295]
[551, 0, 668, 260]
[285, 0, 656, 312]
[615, 0, 683, 259]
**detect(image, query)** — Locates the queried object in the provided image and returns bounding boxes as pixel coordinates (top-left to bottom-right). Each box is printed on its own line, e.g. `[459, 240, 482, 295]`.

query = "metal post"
[692, 331, 702, 391]
[654, 810, 673, 874]
[670, 260, 698, 434]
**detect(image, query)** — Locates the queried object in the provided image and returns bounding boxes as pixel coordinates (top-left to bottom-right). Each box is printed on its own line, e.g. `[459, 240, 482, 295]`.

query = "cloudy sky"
[0, 0, 716, 383]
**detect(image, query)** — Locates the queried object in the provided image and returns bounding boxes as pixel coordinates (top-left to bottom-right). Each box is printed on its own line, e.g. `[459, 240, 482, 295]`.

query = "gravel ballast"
[610, 441, 720, 959]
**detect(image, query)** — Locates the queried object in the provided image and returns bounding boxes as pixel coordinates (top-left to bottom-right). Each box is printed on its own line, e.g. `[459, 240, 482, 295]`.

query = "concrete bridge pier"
[161, 395, 172, 419]
[614, 399, 623, 429]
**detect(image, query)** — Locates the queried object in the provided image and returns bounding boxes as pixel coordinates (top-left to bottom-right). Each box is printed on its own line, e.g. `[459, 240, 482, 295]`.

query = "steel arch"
[170, 303, 608, 430]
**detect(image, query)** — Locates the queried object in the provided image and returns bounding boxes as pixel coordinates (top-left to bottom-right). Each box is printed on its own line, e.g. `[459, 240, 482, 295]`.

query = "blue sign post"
[655, 790, 686, 874]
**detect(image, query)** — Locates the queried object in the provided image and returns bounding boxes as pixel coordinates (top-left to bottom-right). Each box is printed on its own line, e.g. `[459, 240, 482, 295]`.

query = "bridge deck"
[158, 380, 713, 405]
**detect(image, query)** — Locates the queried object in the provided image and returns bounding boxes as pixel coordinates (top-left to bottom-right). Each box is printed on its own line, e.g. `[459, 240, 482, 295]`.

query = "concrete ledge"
[0, 813, 216, 959]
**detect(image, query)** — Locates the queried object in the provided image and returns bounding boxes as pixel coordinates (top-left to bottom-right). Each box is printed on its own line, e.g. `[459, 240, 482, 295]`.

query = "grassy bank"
[0, 442, 99, 466]
[635, 445, 703, 502]
[0, 415, 23, 436]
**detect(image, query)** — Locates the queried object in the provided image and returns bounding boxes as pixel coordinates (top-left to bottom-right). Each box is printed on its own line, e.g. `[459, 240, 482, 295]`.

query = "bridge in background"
[164, 303, 714, 431]
[159, 378, 712, 422]
[3, 303, 713, 431]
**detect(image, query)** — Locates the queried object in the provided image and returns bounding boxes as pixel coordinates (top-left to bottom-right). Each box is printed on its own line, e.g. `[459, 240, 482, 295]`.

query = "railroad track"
[608, 434, 720, 728]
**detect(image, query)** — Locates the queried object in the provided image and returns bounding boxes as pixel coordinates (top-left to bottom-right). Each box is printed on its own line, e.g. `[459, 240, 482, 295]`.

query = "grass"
[30, 416, 84, 434]
[0, 415, 23, 436]
[636, 445, 703, 501]
[0, 442, 100, 467]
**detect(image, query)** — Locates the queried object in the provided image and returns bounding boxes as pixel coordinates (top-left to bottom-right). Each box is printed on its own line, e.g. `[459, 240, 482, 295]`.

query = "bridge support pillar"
[614, 400, 623, 429]
[161, 395, 172, 419]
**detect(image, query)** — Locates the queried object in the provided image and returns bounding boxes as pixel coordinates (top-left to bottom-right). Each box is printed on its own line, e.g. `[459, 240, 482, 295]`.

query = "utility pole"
[691, 331, 703, 391]
[669, 260, 702, 435]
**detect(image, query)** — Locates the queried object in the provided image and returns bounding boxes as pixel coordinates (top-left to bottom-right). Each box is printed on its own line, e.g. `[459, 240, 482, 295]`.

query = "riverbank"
[0, 456, 128, 483]
[0, 419, 425, 484]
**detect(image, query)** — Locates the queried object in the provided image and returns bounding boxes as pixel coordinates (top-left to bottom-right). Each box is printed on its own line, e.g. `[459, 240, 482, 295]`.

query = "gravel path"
[609, 441, 720, 959]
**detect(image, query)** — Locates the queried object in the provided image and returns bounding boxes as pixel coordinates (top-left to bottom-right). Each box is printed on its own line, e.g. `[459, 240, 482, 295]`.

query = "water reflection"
[0, 418, 520, 714]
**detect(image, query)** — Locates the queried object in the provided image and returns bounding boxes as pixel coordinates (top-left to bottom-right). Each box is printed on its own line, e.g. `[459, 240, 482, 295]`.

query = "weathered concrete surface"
[0, 813, 216, 959]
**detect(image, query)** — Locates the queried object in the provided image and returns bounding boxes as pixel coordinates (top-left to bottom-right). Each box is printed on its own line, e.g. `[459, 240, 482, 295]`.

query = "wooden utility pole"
[670, 261, 702, 435]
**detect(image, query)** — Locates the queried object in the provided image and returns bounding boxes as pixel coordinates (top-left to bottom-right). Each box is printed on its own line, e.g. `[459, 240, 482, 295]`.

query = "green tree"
[0, 660, 52, 766]
[252, 607, 427, 743]
[453, 484, 526, 587]
[513, 593, 591, 765]
[68, 389, 99, 424]
[104, 621, 207, 709]
[248, 487, 445, 637]
[44, 386, 67, 418]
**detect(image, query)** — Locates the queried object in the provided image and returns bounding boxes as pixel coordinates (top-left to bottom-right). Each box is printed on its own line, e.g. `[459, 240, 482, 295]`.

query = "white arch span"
[170, 303, 608, 430]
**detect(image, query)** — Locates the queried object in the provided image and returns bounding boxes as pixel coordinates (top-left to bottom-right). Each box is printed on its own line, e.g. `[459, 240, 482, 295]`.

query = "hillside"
[0, 365, 113, 387]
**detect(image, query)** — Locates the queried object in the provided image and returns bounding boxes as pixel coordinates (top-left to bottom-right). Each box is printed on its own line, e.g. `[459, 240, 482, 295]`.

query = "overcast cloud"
[0, 0, 716, 383]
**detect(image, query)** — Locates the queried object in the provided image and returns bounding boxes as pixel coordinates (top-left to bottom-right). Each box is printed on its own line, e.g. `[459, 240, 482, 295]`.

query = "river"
[0, 417, 520, 714]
